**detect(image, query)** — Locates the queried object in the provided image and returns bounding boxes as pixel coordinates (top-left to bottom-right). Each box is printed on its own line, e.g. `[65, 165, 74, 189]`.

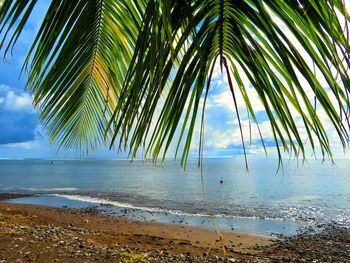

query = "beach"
[1, 195, 349, 262]
[1, 159, 350, 262]
[1, 159, 349, 237]
[0, 199, 269, 262]
[1, 0, 350, 261]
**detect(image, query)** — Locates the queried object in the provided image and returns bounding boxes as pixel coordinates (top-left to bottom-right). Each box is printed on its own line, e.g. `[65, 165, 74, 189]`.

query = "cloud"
[3, 141, 34, 150]
[0, 131, 53, 158]
[4, 91, 33, 112]
[0, 111, 38, 144]
[2, 125, 47, 150]
[0, 84, 38, 144]
[0, 84, 35, 113]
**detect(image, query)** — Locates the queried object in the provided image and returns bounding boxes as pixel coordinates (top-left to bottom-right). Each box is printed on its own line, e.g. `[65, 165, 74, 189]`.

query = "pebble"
[1, 218, 349, 262]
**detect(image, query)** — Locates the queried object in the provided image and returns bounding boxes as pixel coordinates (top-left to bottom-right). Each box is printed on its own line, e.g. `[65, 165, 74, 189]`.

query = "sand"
[0, 201, 272, 262]
[1, 200, 349, 262]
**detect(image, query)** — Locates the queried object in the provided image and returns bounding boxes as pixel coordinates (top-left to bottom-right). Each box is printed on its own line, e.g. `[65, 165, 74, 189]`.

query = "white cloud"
[204, 119, 273, 149]
[1, 124, 47, 150]
[4, 90, 33, 112]
[3, 141, 35, 150]
[0, 84, 36, 113]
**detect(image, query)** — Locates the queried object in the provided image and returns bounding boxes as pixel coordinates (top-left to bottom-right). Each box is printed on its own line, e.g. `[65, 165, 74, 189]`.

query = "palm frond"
[0, 0, 144, 154]
[1, 0, 350, 164]
[110, 0, 350, 166]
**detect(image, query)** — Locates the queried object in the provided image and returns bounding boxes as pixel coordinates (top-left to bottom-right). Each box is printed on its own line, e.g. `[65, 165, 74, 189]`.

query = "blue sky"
[0, 1, 60, 159]
[0, 2, 349, 160]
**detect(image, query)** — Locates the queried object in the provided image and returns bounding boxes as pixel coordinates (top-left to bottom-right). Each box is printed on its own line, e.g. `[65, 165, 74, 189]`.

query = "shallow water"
[1, 158, 349, 236]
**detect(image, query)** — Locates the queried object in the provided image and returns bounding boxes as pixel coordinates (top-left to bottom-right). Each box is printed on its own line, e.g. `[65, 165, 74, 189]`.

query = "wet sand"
[0, 201, 271, 262]
[0, 198, 349, 262]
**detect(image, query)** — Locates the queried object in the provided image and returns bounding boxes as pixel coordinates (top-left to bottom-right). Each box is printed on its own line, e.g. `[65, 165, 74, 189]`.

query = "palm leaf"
[110, 0, 350, 167]
[1, 0, 350, 165]
[0, 0, 144, 155]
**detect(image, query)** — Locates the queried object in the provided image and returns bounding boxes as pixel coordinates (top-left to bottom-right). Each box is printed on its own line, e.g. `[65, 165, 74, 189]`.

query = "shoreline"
[1, 201, 349, 262]
[0, 193, 306, 237]
[0, 202, 270, 262]
[0, 193, 34, 201]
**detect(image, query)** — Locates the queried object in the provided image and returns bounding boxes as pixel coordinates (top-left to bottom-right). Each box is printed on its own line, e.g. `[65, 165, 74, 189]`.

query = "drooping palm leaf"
[110, 0, 350, 167]
[1, 0, 350, 165]
[0, 0, 144, 155]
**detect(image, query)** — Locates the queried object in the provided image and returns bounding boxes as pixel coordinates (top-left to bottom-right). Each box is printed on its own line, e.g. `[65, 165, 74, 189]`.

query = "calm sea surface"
[1, 158, 349, 236]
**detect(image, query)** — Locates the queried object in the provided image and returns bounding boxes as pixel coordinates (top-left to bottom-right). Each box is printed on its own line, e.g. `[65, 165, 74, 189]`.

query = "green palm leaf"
[0, 0, 144, 155]
[110, 0, 350, 167]
[1, 0, 350, 165]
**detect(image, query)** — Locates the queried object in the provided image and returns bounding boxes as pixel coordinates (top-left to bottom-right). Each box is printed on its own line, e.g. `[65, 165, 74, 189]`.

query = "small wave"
[280, 206, 350, 227]
[47, 194, 350, 227]
[50, 194, 211, 217]
[48, 194, 306, 222]
[50, 194, 261, 219]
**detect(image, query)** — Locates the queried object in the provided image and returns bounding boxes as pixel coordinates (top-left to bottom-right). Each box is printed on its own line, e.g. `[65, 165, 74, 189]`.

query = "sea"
[0, 158, 349, 236]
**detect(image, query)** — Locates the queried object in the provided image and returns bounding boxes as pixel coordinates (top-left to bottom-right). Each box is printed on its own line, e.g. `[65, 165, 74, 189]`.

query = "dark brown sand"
[1, 199, 349, 262]
[0, 202, 271, 262]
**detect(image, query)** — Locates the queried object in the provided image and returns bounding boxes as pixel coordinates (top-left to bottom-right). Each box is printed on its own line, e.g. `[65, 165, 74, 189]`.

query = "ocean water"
[0, 158, 349, 236]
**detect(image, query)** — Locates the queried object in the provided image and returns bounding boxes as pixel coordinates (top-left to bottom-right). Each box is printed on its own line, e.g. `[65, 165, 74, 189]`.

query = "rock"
[178, 241, 190, 246]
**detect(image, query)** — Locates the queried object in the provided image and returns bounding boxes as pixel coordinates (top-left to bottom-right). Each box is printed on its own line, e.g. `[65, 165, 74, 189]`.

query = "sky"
[0, 2, 349, 160]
